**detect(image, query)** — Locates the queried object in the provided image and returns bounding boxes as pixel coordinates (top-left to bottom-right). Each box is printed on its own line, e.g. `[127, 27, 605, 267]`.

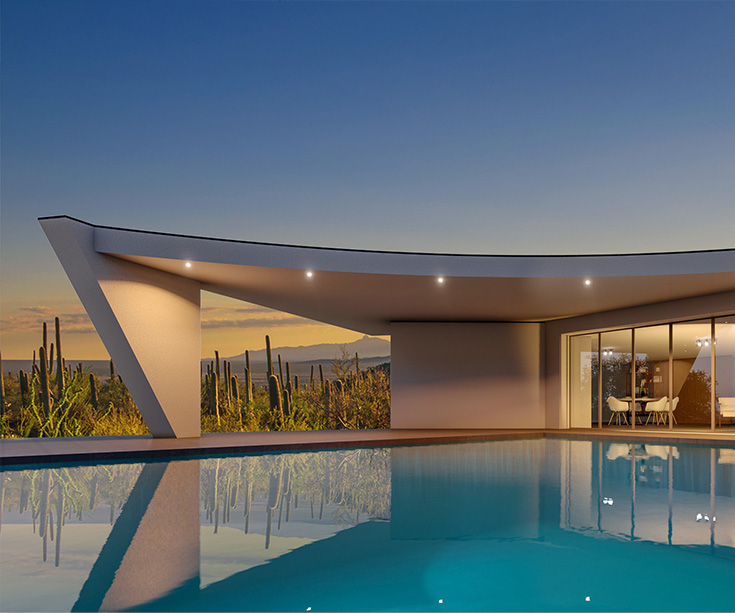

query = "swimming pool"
[1, 438, 733, 612]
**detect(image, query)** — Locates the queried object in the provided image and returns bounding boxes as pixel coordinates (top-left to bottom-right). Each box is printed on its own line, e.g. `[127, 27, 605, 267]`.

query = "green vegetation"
[1, 320, 390, 437]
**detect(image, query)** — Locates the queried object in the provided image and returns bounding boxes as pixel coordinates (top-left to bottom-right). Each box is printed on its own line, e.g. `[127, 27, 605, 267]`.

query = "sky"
[2, 0, 734, 359]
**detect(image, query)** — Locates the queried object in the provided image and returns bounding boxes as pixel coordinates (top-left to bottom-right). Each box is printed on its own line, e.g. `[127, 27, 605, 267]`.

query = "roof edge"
[38, 215, 735, 260]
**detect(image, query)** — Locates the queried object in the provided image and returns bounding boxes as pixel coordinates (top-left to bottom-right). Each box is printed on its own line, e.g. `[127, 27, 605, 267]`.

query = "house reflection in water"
[73, 461, 200, 612]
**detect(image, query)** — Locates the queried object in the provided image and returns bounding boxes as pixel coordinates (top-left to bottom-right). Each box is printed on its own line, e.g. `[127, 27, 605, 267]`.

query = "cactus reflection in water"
[0, 448, 390, 566]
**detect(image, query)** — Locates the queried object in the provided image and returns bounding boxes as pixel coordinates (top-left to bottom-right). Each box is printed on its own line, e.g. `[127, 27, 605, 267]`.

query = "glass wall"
[569, 334, 597, 428]
[569, 315, 735, 432]
[634, 325, 670, 426]
[600, 329, 632, 428]
[716, 317, 735, 431]
[672, 320, 713, 428]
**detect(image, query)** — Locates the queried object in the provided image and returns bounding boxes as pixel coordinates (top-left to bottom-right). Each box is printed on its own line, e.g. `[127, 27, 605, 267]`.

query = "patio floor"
[1, 427, 733, 466]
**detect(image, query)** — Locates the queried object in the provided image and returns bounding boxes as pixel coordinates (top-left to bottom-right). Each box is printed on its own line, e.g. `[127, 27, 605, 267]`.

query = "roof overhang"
[41, 216, 735, 335]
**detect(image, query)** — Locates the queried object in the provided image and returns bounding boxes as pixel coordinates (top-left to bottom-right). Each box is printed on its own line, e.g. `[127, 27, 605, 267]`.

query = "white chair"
[668, 396, 679, 425]
[644, 396, 669, 426]
[607, 396, 629, 426]
[718, 397, 735, 427]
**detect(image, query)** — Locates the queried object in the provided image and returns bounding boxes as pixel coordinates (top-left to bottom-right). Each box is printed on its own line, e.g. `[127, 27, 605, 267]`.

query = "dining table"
[619, 397, 662, 423]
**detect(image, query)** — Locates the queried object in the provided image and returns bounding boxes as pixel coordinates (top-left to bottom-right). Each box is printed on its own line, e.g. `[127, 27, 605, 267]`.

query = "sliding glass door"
[569, 315, 735, 432]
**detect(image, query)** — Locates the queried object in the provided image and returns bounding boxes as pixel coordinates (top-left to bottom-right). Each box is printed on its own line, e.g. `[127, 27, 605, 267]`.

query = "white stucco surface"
[390, 322, 545, 428]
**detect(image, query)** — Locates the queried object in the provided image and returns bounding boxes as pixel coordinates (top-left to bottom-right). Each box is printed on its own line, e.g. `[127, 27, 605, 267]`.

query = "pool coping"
[1, 427, 734, 466]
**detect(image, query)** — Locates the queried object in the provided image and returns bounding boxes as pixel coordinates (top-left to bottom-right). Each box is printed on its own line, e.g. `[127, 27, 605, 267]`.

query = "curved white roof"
[40, 216, 735, 335]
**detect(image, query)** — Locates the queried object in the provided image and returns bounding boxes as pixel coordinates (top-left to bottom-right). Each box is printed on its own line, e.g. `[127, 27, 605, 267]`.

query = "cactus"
[210, 372, 220, 424]
[355, 353, 360, 373]
[334, 379, 344, 394]
[43, 322, 48, 370]
[282, 388, 291, 416]
[244, 367, 252, 405]
[49, 343, 55, 375]
[89, 374, 99, 409]
[231, 375, 239, 401]
[215, 350, 220, 382]
[268, 374, 283, 422]
[19, 370, 30, 408]
[55, 317, 64, 399]
[319, 364, 324, 390]
[265, 335, 273, 379]
[224, 361, 231, 404]
[286, 362, 292, 392]
[310, 365, 315, 389]
[278, 354, 284, 389]
[39, 346, 52, 419]
[110, 360, 115, 379]
[294, 375, 299, 391]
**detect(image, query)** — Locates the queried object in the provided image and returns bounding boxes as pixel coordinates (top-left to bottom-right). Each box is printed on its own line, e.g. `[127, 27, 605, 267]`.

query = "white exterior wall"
[390, 322, 545, 428]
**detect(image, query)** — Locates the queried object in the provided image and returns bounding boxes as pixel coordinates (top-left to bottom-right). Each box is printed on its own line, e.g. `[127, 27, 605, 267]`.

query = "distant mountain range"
[3, 336, 391, 384]
[222, 335, 390, 363]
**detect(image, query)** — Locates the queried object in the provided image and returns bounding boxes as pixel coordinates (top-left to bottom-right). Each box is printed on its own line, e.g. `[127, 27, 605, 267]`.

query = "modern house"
[40, 216, 735, 438]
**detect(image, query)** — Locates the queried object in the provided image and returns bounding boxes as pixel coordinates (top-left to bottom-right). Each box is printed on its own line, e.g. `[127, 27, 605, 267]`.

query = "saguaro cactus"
[19, 370, 30, 408]
[55, 317, 64, 399]
[231, 375, 239, 401]
[268, 374, 284, 422]
[38, 346, 52, 419]
[42, 322, 48, 369]
[266, 335, 273, 379]
[244, 367, 252, 405]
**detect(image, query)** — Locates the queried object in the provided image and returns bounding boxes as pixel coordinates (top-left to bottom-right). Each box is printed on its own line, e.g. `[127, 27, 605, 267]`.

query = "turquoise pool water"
[1, 438, 733, 612]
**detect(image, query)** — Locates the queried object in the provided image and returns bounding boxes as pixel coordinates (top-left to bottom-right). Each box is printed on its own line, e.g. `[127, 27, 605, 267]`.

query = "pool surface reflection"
[1, 439, 733, 612]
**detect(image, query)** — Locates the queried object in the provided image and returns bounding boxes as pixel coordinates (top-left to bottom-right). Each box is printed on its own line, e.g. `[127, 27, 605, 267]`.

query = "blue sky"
[2, 0, 734, 357]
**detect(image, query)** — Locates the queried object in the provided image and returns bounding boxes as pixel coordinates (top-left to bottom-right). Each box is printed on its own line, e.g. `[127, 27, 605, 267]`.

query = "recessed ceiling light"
[185, 262, 192, 268]
[437, 277, 445, 284]
[306, 270, 313, 278]
[584, 279, 592, 286]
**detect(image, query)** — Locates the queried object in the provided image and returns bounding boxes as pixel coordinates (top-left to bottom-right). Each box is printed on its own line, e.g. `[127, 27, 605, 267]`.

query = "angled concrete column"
[40, 217, 201, 437]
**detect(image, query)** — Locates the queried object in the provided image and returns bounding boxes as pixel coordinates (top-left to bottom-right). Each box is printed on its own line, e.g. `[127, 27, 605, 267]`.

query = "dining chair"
[644, 396, 669, 426]
[607, 396, 629, 426]
[668, 396, 679, 425]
